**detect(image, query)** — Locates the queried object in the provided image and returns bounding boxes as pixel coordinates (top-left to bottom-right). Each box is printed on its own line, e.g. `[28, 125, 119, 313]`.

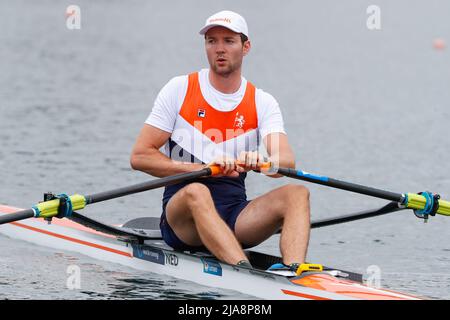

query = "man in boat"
[130, 10, 310, 273]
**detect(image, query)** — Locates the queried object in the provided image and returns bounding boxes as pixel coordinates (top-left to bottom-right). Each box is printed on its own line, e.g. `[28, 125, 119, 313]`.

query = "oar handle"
[208, 164, 222, 176]
[259, 162, 272, 170]
[233, 161, 272, 172]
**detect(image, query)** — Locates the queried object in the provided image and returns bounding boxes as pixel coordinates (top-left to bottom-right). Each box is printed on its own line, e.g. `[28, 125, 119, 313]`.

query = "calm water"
[1, 0, 450, 299]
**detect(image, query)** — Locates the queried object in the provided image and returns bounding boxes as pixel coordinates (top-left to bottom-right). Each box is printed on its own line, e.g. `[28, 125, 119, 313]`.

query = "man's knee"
[181, 183, 212, 209]
[278, 184, 310, 220]
[281, 184, 310, 201]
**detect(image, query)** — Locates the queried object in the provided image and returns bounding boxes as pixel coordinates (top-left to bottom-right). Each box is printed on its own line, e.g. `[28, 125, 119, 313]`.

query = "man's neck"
[208, 69, 242, 94]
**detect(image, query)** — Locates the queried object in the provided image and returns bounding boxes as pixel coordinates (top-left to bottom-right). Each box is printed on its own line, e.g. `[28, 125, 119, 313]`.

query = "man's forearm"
[130, 149, 204, 178]
[271, 153, 295, 169]
[266, 153, 295, 178]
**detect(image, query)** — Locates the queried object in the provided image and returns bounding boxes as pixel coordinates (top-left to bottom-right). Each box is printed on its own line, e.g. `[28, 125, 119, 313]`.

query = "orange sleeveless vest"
[167, 72, 259, 164]
[179, 72, 257, 144]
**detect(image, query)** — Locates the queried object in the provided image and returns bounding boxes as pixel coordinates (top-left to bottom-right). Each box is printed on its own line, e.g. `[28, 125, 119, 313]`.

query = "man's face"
[205, 26, 250, 76]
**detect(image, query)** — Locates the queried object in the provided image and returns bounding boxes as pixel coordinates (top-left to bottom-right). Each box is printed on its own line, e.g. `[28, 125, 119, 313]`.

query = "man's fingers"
[213, 156, 226, 168]
[229, 171, 240, 177]
[248, 152, 253, 167]
[210, 155, 250, 177]
[245, 151, 256, 169]
[238, 151, 246, 164]
[235, 151, 266, 171]
[218, 157, 232, 175]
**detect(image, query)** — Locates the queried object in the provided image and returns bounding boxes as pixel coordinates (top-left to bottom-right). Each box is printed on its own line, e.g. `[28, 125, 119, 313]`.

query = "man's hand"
[206, 152, 268, 177]
[236, 151, 266, 173]
[207, 155, 240, 178]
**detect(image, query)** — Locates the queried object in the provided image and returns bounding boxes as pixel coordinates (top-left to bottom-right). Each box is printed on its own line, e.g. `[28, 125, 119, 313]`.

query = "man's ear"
[243, 40, 251, 56]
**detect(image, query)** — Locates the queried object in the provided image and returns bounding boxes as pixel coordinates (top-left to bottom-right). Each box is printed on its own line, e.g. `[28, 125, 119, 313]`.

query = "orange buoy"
[433, 38, 446, 51]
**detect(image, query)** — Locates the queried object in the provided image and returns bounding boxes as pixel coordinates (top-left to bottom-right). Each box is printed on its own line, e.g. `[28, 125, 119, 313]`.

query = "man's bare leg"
[234, 184, 310, 265]
[165, 182, 248, 265]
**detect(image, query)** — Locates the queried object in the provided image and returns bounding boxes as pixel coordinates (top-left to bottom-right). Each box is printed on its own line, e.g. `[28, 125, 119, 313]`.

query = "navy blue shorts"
[160, 200, 251, 252]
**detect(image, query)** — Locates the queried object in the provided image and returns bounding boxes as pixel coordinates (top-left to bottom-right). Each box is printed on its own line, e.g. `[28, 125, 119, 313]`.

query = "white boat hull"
[0, 205, 422, 300]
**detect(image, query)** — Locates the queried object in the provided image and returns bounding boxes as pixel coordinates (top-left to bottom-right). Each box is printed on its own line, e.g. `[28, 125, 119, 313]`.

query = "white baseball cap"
[199, 10, 249, 38]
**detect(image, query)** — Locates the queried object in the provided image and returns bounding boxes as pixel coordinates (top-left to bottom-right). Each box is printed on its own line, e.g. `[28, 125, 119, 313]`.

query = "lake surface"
[1, 0, 449, 299]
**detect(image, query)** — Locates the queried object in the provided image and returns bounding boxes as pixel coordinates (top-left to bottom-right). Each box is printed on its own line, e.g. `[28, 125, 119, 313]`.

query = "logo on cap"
[209, 18, 231, 24]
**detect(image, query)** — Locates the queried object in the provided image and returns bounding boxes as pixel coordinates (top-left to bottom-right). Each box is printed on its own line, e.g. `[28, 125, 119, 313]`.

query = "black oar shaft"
[274, 202, 403, 233]
[276, 167, 403, 203]
[310, 201, 402, 228]
[0, 167, 214, 225]
[0, 209, 35, 225]
[85, 167, 212, 204]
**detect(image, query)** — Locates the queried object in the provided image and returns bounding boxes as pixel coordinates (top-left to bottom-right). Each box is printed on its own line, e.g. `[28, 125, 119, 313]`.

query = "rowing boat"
[0, 204, 421, 300]
[1, 164, 448, 300]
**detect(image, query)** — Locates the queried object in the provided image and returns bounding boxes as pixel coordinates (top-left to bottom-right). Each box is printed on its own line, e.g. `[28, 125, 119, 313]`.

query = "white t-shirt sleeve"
[256, 89, 287, 139]
[145, 75, 188, 133]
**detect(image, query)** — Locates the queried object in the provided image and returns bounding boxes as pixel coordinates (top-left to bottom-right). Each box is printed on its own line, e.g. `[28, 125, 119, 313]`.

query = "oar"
[273, 202, 404, 234]
[0, 166, 221, 225]
[266, 166, 450, 218]
[310, 201, 403, 228]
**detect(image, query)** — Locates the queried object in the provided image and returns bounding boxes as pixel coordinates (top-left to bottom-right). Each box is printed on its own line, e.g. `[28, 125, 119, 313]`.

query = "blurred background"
[1, 0, 449, 299]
